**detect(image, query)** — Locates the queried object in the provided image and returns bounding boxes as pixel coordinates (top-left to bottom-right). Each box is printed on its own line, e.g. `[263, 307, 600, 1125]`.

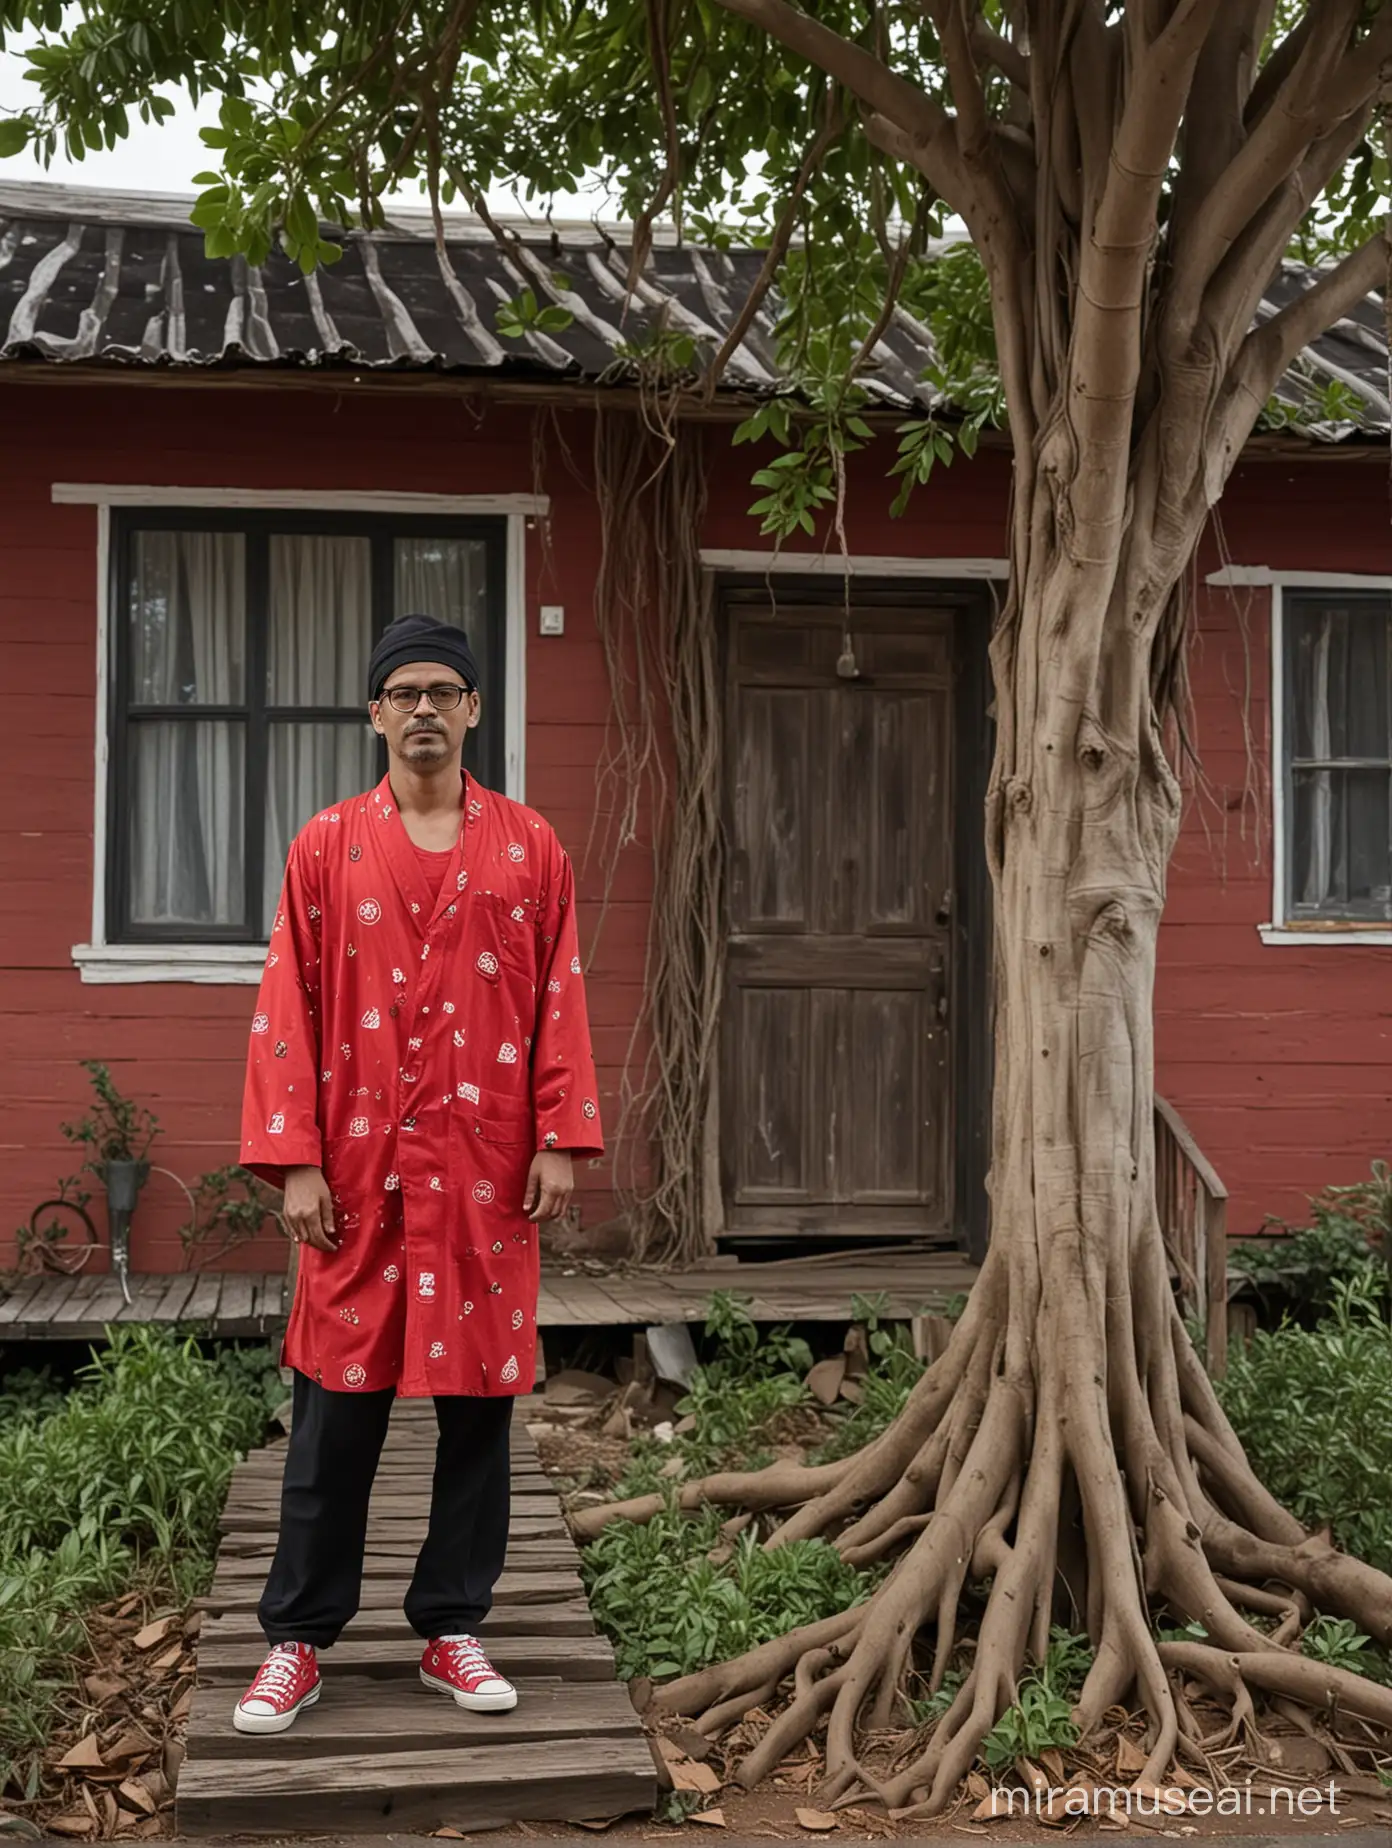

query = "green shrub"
[581, 1493, 883, 1681]
[1232, 1161, 1392, 1323]
[0, 1327, 274, 1797]
[1218, 1271, 1392, 1575]
[981, 1628, 1093, 1770]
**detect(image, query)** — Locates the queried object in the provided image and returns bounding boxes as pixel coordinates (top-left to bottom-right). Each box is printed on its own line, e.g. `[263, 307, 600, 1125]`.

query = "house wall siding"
[0, 380, 1387, 1276]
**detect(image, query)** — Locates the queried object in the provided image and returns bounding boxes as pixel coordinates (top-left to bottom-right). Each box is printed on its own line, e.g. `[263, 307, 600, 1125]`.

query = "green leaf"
[0, 116, 30, 157]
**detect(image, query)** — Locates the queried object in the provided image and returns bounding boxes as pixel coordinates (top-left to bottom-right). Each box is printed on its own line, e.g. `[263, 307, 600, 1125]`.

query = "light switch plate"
[539, 605, 565, 635]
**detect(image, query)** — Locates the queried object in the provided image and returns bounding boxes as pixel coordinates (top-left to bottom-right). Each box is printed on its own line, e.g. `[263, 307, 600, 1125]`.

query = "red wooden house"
[0, 179, 1389, 1299]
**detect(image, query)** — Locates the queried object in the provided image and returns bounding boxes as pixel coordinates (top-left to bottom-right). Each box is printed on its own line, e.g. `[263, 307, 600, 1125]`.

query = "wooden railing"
[1154, 1095, 1229, 1375]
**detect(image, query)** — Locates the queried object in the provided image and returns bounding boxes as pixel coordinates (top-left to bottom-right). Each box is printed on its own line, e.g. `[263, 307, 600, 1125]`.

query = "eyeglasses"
[378, 683, 473, 713]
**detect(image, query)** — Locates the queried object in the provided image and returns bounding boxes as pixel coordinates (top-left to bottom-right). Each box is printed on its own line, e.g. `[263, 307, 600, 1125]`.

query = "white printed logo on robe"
[343, 1364, 367, 1388]
[570, 956, 582, 974]
[429, 1341, 446, 1359]
[417, 1271, 436, 1299]
[252, 1013, 270, 1034]
[349, 1116, 370, 1137]
[472, 1180, 495, 1204]
[384, 1172, 400, 1190]
[461, 1300, 474, 1315]
[453, 1030, 466, 1048]
[476, 951, 498, 977]
[547, 980, 561, 994]
[267, 1113, 285, 1135]
[497, 1042, 518, 1064]
[511, 1309, 524, 1329]
[429, 1176, 443, 1192]
[499, 1355, 520, 1384]
[507, 842, 526, 862]
[511, 905, 525, 920]
[392, 967, 406, 984]
[362, 1008, 380, 1029]
[383, 1264, 401, 1282]
[457, 870, 468, 891]
[442, 1001, 455, 1014]
[357, 899, 382, 925]
[582, 1099, 597, 1119]
[491, 1240, 503, 1254]
[458, 1083, 479, 1104]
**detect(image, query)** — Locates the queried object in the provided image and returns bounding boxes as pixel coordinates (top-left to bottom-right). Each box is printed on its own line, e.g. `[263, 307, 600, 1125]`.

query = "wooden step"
[185, 1674, 640, 1760]
[216, 1511, 568, 1544]
[204, 1567, 585, 1608]
[175, 1733, 656, 1834]
[196, 1632, 616, 1685]
[200, 1596, 595, 1645]
[210, 1542, 580, 1579]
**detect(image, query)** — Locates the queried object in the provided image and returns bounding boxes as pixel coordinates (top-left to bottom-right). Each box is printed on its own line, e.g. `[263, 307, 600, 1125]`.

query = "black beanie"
[368, 614, 480, 700]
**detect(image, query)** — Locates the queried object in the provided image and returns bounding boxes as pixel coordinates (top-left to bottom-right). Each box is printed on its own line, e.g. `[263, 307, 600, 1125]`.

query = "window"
[109, 511, 506, 943]
[1281, 588, 1392, 926]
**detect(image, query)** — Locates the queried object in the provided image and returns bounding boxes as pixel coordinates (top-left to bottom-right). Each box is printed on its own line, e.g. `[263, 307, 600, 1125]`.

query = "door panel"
[722, 598, 955, 1239]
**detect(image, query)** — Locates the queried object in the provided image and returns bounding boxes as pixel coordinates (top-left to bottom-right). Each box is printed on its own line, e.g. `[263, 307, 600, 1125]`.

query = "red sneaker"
[233, 1641, 321, 1733]
[420, 1635, 518, 1711]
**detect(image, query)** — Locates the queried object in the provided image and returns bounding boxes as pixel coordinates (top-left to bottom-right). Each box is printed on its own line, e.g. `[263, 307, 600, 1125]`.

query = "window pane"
[128, 531, 245, 704]
[128, 720, 245, 927]
[1289, 600, 1390, 761]
[263, 721, 379, 932]
[394, 536, 491, 777]
[1291, 767, 1392, 918]
[268, 534, 373, 706]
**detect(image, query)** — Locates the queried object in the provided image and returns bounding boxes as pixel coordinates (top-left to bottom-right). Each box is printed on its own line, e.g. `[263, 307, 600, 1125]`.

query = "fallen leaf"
[163, 1739, 185, 1786]
[116, 1780, 156, 1816]
[1016, 1759, 1049, 1796]
[101, 1792, 119, 1838]
[1115, 1736, 1148, 1776]
[573, 1818, 621, 1831]
[141, 1769, 170, 1809]
[965, 1772, 989, 1801]
[972, 1791, 1026, 1820]
[43, 1816, 94, 1838]
[151, 1643, 184, 1672]
[795, 1808, 839, 1831]
[114, 1595, 142, 1619]
[83, 1674, 129, 1704]
[804, 1357, 847, 1406]
[57, 1735, 105, 1771]
[1039, 1750, 1066, 1783]
[132, 1616, 178, 1653]
[181, 1611, 202, 1639]
[168, 1687, 194, 1722]
[132, 1816, 162, 1838]
[673, 1725, 714, 1763]
[691, 1811, 727, 1828]
[430, 1830, 466, 1838]
[663, 1756, 721, 1796]
[104, 1730, 155, 1766]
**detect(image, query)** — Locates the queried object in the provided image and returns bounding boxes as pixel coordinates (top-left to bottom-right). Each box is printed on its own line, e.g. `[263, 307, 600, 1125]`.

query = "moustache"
[406, 723, 446, 736]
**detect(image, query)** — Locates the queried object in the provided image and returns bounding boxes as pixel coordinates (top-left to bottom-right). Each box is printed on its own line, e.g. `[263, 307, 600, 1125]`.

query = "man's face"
[370, 660, 481, 767]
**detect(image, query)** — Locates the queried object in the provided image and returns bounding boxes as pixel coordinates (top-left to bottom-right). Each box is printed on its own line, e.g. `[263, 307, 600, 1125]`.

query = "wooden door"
[721, 596, 955, 1239]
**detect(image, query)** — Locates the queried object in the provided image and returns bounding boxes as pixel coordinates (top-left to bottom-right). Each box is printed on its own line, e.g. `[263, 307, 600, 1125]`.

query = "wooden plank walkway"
[176, 1388, 656, 1834]
[0, 1247, 980, 1341]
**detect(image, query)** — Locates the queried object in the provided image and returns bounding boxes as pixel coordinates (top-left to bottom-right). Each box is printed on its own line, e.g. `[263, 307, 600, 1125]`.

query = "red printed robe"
[241, 772, 603, 1398]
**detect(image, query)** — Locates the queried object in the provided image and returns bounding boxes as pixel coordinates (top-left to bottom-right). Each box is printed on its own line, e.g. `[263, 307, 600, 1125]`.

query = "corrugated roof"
[0, 180, 1386, 433]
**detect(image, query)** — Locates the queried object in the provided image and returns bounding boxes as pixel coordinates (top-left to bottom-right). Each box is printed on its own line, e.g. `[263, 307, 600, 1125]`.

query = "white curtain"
[1299, 615, 1333, 909]
[394, 537, 488, 674]
[263, 535, 376, 928]
[128, 532, 245, 926]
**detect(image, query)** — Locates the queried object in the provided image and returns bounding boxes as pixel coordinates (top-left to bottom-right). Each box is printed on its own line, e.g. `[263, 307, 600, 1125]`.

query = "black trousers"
[258, 1369, 514, 1648]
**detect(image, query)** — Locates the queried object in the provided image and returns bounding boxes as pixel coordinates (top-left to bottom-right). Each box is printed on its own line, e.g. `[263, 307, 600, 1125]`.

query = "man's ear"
[467, 693, 483, 732]
[368, 699, 385, 736]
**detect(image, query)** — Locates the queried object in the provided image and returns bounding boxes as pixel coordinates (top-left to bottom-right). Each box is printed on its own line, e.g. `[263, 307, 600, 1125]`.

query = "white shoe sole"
[420, 1667, 518, 1711]
[233, 1681, 321, 1734]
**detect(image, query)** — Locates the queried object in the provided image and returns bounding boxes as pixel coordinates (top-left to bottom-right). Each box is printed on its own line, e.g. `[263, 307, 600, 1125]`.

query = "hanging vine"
[587, 399, 724, 1266]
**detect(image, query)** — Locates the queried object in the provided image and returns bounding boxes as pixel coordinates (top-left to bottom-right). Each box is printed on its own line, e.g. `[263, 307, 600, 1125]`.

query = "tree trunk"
[571, 472, 1392, 1811]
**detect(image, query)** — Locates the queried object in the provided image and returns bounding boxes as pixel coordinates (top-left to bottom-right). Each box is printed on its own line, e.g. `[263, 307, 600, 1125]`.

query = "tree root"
[573, 1236, 1392, 1814]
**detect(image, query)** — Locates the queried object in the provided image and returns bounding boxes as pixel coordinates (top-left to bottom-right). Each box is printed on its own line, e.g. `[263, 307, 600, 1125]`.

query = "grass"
[0, 1327, 281, 1800]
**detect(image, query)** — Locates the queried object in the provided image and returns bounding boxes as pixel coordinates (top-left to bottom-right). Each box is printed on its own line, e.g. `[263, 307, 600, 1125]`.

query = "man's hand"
[523, 1150, 574, 1223]
[282, 1166, 339, 1251]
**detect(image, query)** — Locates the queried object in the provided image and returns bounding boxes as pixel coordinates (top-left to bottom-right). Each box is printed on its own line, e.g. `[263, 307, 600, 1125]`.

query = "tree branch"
[1168, 0, 1392, 338]
[1169, 0, 1277, 248]
[968, 16, 1029, 91]
[1229, 231, 1387, 408]
[708, 0, 972, 214]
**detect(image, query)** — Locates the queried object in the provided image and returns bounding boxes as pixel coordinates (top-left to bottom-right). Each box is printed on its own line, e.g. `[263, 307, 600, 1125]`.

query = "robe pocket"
[470, 889, 535, 979]
[470, 1103, 535, 1147]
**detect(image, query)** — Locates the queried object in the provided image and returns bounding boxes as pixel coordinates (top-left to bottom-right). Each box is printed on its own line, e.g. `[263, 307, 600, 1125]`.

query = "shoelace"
[443, 1638, 494, 1677]
[250, 1648, 305, 1699]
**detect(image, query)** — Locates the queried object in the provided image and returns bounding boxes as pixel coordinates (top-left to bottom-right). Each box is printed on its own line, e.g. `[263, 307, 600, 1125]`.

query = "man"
[233, 613, 603, 1735]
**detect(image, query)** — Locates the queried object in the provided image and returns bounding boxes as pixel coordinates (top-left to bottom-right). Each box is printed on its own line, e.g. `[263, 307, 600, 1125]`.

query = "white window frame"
[62, 484, 543, 984]
[1209, 564, 1392, 947]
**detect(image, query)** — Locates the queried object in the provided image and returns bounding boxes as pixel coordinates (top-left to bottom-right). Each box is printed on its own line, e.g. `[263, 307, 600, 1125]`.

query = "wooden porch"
[0, 1246, 982, 1343]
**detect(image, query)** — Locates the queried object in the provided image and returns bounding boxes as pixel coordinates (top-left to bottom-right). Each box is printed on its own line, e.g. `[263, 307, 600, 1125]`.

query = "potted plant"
[61, 1061, 160, 1295]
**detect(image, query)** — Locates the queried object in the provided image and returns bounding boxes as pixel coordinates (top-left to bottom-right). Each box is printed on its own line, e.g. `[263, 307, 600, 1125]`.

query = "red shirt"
[414, 841, 454, 909]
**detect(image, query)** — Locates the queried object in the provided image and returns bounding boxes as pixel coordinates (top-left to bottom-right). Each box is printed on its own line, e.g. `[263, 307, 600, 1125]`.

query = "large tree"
[8, 0, 1392, 1810]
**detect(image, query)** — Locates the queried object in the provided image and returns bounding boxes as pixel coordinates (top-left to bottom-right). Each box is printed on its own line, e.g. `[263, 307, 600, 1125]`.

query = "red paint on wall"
[0, 379, 1388, 1278]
